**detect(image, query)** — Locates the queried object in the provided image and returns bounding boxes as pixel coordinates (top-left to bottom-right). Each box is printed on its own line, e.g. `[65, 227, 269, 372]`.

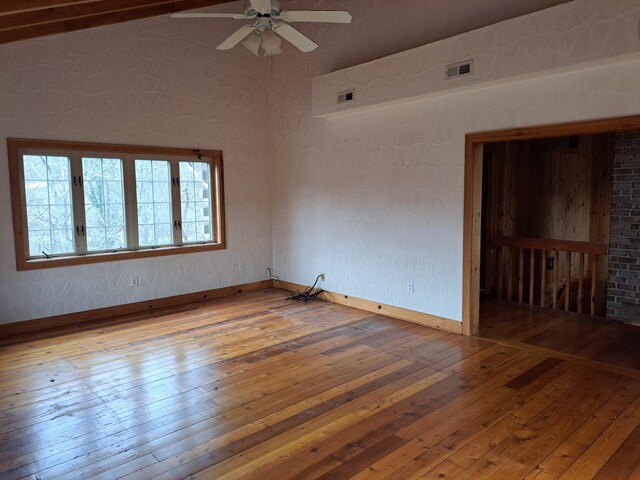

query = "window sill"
[17, 242, 226, 271]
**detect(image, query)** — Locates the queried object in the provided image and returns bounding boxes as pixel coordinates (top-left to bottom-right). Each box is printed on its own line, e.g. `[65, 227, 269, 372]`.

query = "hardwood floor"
[1, 289, 639, 479]
[480, 296, 640, 374]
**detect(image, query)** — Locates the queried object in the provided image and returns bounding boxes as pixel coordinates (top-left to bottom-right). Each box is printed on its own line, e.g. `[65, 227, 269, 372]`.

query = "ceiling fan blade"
[217, 24, 257, 50]
[249, 0, 272, 13]
[172, 13, 248, 19]
[280, 11, 352, 24]
[272, 23, 318, 52]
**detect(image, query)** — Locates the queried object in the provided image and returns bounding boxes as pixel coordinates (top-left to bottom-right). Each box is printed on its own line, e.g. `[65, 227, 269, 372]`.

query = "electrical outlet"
[130, 276, 139, 287]
[407, 281, 414, 294]
[239, 263, 246, 272]
[319, 273, 326, 282]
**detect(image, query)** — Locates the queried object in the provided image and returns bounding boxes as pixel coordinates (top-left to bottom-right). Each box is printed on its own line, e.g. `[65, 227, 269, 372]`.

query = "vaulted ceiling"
[0, 0, 238, 45]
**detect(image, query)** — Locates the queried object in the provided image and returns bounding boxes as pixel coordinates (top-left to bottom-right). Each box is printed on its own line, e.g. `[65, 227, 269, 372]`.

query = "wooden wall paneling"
[481, 134, 613, 313]
[481, 146, 495, 293]
[590, 134, 614, 282]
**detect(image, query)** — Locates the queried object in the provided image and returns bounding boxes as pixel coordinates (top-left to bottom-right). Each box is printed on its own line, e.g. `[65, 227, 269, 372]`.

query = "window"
[83, 157, 127, 252]
[23, 155, 74, 257]
[135, 160, 173, 247]
[8, 139, 225, 270]
[180, 161, 213, 244]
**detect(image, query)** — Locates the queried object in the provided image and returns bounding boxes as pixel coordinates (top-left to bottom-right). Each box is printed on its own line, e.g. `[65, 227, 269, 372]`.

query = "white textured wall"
[312, 0, 640, 116]
[0, 10, 273, 322]
[3, 0, 638, 325]
[270, 0, 640, 321]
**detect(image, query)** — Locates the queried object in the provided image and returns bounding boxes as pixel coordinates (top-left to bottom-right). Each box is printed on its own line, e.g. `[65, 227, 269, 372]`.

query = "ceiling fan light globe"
[263, 45, 284, 56]
[261, 30, 283, 56]
[242, 32, 263, 56]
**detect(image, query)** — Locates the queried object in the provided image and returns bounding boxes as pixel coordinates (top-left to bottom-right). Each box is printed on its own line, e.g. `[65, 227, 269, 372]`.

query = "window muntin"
[179, 161, 213, 244]
[9, 139, 225, 270]
[135, 160, 173, 247]
[82, 157, 127, 252]
[23, 155, 75, 257]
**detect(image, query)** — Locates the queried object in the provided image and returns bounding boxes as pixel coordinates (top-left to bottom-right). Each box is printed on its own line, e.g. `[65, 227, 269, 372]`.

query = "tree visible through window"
[23, 155, 74, 257]
[135, 160, 173, 247]
[9, 139, 225, 270]
[83, 157, 127, 251]
[180, 161, 213, 243]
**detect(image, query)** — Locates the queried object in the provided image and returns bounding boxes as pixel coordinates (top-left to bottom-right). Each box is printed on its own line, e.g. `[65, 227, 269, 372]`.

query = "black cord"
[268, 267, 283, 289]
[287, 274, 325, 303]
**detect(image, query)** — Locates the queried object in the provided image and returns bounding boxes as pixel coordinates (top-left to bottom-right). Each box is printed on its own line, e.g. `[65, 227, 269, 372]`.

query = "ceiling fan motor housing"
[246, 0, 281, 16]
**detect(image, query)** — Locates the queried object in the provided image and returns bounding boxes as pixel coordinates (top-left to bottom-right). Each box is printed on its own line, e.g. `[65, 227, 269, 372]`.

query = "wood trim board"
[1, 278, 462, 341]
[491, 236, 609, 255]
[462, 114, 640, 337]
[278, 281, 463, 335]
[0, 279, 273, 340]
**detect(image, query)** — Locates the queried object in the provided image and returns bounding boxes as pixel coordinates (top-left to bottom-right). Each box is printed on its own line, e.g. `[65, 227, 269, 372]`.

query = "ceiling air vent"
[446, 60, 473, 80]
[338, 89, 355, 104]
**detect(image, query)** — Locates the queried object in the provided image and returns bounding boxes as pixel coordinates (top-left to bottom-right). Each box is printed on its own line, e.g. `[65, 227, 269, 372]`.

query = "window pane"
[23, 155, 74, 257]
[180, 161, 213, 244]
[51, 230, 74, 253]
[86, 227, 107, 251]
[82, 157, 126, 252]
[135, 160, 173, 247]
[106, 226, 126, 250]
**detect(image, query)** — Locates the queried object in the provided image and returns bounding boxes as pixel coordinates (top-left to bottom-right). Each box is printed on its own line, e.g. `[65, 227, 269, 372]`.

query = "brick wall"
[607, 131, 640, 322]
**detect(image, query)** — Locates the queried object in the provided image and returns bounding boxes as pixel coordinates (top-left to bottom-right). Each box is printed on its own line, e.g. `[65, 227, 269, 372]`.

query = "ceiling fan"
[172, 0, 352, 56]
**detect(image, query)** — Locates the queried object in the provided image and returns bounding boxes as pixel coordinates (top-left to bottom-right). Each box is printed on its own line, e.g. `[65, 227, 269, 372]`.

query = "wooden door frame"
[462, 115, 640, 336]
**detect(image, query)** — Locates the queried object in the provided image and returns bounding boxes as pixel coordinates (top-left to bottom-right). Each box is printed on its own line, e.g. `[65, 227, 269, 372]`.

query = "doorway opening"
[462, 116, 640, 371]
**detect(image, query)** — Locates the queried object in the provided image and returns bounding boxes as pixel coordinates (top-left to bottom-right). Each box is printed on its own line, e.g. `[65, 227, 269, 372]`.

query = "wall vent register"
[338, 89, 355, 104]
[446, 60, 473, 80]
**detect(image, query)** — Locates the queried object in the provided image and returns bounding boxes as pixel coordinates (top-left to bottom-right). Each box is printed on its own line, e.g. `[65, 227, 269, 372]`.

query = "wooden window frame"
[8, 138, 226, 271]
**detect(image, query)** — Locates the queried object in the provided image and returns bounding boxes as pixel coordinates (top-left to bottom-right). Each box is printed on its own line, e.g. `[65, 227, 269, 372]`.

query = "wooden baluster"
[552, 250, 559, 309]
[507, 247, 513, 302]
[518, 247, 524, 303]
[488, 247, 495, 296]
[540, 249, 546, 308]
[529, 248, 535, 306]
[591, 253, 598, 316]
[497, 247, 503, 300]
[564, 251, 571, 311]
[577, 253, 584, 314]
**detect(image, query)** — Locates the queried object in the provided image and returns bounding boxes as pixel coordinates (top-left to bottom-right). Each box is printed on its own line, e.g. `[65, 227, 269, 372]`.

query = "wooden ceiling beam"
[0, 0, 237, 44]
[0, 0, 234, 31]
[0, 1, 105, 16]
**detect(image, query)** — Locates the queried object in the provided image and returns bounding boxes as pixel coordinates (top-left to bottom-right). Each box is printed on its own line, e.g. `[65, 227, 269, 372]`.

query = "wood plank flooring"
[0, 289, 639, 479]
[480, 296, 640, 374]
